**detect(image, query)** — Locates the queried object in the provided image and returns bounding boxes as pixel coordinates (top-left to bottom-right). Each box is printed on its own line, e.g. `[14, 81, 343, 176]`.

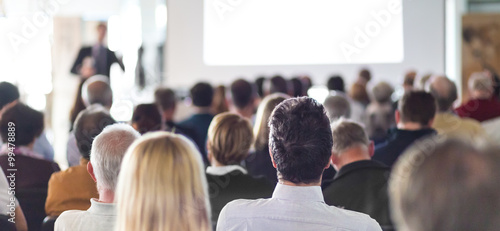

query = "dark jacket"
[206, 170, 274, 226]
[323, 160, 392, 229]
[245, 147, 277, 184]
[178, 113, 214, 165]
[0, 155, 60, 189]
[372, 128, 436, 168]
[70, 46, 124, 77]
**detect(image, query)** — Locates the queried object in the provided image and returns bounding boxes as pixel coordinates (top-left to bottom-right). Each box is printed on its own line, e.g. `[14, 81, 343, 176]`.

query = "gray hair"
[323, 94, 351, 122]
[468, 72, 493, 93]
[429, 76, 457, 112]
[90, 123, 140, 192]
[330, 118, 369, 155]
[82, 75, 113, 107]
[371, 81, 394, 104]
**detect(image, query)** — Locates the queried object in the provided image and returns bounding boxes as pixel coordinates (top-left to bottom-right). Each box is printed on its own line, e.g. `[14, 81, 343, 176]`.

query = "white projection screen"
[165, 0, 445, 88]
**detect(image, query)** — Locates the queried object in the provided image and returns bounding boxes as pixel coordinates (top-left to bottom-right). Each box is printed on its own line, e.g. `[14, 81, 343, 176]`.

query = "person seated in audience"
[67, 75, 113, 166]
[0, 103, 60, 188]
[403, 70, 416, 92]
[364, 82, 396, 144]
[179, 82, 214, 165]
[357, 68, 372, 86]
[455, 72, 500, 122]
[245, 93, 289, 184]
[131, 103, 162, 134]
[229, 79, 257, 121]
[327, 75, 345, 93]
[265, 75, 289, 96]
[55, 124, 140, 231]
[323, 119, 392, 229]
[390, 137, 500, 231]
[217, 97, 382, 231]
[115, 132, 211, 231]
[206, 112, 274, 227]
[211, 85, 229, 115]
[349, 82, 370, 107]
[255, 76, 266, 98]
[0, 81, 54, 161]
[46, 105, 116, 216]
[429, 76, 486, 138]
[0, 166, 28, 231]
[323, 94, 351, 122]
[372, 91, 437, 168]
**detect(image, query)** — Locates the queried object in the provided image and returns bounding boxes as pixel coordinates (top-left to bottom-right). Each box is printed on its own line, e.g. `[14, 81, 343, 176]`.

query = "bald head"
[82, 75, 113, 108]
[429, 76, 457, 112]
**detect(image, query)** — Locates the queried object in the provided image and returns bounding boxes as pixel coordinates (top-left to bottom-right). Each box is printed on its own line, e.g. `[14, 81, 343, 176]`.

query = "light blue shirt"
[217, 184, 382, 231]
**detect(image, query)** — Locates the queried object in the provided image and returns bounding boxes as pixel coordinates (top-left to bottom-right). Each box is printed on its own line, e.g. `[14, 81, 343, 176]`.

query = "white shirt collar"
[206, 165, 247, 176]
[272, 183, 325, 203]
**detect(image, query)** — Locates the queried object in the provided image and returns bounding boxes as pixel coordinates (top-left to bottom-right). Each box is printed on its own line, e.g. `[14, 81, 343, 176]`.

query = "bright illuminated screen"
[203, 0, 404, 65]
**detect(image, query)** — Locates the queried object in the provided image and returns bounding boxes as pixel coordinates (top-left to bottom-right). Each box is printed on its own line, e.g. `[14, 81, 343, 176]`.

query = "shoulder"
[55, 210, 87, 229]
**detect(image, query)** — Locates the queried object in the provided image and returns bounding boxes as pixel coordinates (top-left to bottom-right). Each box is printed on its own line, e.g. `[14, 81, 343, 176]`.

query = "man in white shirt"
[217, 97, 382, 231]
[55, 124, 140, 231]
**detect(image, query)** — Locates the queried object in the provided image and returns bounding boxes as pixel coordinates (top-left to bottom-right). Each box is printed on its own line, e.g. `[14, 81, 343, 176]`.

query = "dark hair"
[398, 91, 436, 126]
[131, 104, 162, 134]
[268, 97, 333, 184]
[327, 75, 345, 92]
[255, 76, 266, 98]
[290, 78, 304, 97]
[190, 82, 213, 107]
[230, 79, 255, 109]
[74, 105, 116, 159]
[1, 103, 44, 146]
[359, 69, 372, 82]
[154, 88, 176, 111]
[0, 82, 20, 109]
[269, 75, 289, 95]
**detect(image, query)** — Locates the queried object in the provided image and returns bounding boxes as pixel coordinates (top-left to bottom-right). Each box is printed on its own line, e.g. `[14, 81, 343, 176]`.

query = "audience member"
[429, 76, 486, 138]
[206, 113, 273, 227]
[390, 137, 500, 231]
[115, 132, 211, 231]
[55, 124, 140, 231]
[357, 68, 372, 86]
[255, 76, 266, 98]
[290, 77, 305, 97]
[0, 166, 28, 231]
[371, 81, 394, 104]
[0, 82, 55, 161]
[349, 82, 370, 107]
[229, 79, 257, 121]
[364, 103, 395, 145]
[372, 91, 437, 168]
[131, 103, 162, 134]
[179, 82, 214, 165]
[217, 97, 381, 231]
[455, 72, 500, 122]
[417, 73, 432, 90]
[323, 94, 351, 122]
[245, 93, 289, 184]
[46, 105, 115, 216]
[327, 75, 345, 92]
[323, 119, 392, 228]
[403, 70, 416, 92]
[211, 85, 229, 115]
[265, 75, 289, 96]
[69, 80, 87, 131]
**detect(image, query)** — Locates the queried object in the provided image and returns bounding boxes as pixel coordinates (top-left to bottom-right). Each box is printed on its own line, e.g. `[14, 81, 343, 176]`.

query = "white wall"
[165, 0, 446, 88]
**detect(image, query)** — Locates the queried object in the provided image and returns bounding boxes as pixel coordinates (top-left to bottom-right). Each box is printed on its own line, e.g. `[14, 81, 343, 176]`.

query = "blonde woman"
[245, 93, 289, 184]
[114, 132, 211, 231]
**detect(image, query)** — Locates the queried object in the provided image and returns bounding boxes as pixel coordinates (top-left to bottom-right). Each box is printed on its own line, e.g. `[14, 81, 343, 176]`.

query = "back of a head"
[372, 81, 394, 104]
[115, 132, 210, 231]
[429, 76, 457, 112]
[403, 71, 417, 88]
[468, 72, 494, 96]
[327, 75, 345, 92]
[0, 103, 43, 146]
[154, 88, 176, 112]
[253, 93, 290, 151]
[349, 82, 370, 104]
[364, 103, 394, 141]
[208, 112, 253, 165]
[74, 105, 116, 159]
[190, 82, 214, 107]
[390, 137, 500, 231]
[90, 124, 140, 193]
[82, 75, 113, 108]
[0, 82, 20, 110]
[255, 77, 266, 98]
[269, 75, 289, 95]
[323, 94, 351, 122]
[330, 118, 369, 155]
[230, 79, 255, 109]
[131, 104, 162, 134]
[290, 78, 304, 97]
[359, 69, 372, 83]
[268, 97, 333, 184]
[398, 91, 436, 126]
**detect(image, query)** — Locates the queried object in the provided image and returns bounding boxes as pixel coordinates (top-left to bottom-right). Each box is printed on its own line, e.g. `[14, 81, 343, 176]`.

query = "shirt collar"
[88, 198, 116, 216]
[272, 183, 325, 203]
[206, 165, 247, 176]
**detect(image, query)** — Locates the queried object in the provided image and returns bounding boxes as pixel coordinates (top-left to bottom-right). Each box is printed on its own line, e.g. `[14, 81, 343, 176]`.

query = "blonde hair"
[208, 112, 253, 165]
[253, 93, 289, 151]
[114, 132, 211, 231]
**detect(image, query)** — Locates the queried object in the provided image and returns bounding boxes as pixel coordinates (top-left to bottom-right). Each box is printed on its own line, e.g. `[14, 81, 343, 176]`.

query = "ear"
[395, 110, 401, 124]
[87, 162, 97, 182]
[268, 147, 277, 169]
[368, 141, 375, 158]
[428, 118, 434, 127]
[330, 152, 340, 171]
[206, 142, 212, 161]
